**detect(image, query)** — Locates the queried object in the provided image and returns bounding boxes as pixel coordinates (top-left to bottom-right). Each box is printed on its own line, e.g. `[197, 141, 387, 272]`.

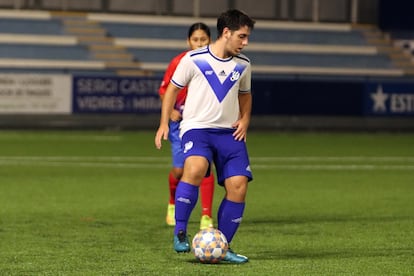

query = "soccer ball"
[192, 227, 228, 263]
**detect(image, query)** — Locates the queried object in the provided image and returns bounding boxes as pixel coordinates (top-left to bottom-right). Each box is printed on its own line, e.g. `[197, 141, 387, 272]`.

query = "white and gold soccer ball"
[192, 227, 228, 263]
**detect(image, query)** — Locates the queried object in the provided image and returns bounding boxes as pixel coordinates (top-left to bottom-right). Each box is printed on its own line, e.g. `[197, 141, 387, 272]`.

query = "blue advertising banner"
[251, 79, 364, 116]
[71, 76, 414, 117]
[72, 76, 162, 113]
[364, 82, 414, 116]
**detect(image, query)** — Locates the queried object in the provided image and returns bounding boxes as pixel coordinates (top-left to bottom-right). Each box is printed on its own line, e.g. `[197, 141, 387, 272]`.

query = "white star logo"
[371, 85, 389, 112]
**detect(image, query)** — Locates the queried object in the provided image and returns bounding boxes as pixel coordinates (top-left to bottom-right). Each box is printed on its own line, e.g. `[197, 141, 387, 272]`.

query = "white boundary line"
[0, 160, 168, 168]
[0, 156, 413, 170]
[251, 156, 414, 162]
[253, 164, 414, 170]
[0, 160, 413, 170]
[1, 156, 414, 162]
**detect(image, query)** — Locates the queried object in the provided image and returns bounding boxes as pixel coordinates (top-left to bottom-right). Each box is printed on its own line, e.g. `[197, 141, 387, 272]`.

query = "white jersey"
[171, 45, 252, 137]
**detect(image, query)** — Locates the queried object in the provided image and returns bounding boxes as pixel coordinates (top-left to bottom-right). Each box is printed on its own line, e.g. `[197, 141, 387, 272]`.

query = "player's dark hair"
[188, 22, 211, 39]
[217, 9, 255, 38]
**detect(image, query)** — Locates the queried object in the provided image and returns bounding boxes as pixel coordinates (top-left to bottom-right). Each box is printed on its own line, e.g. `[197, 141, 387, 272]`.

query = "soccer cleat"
[199, 215, 214, 230]
[166, 204, 175, 226]
[173, 230, 190, 253]
[223, 248, 249, 264]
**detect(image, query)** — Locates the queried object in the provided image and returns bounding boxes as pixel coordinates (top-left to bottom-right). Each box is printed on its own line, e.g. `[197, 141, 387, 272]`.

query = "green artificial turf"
[0, 130, 413, 275]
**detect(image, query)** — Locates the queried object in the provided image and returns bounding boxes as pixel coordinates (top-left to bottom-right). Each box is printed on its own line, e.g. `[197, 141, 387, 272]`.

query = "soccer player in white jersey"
[155, 9, 255, 264]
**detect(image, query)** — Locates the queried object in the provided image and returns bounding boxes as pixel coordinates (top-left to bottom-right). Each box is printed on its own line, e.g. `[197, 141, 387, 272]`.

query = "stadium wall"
[0, 73, 413, 132]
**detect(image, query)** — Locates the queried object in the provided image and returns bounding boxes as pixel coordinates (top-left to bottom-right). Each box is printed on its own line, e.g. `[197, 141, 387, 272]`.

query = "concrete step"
[105, 61, 142, 69]
[65, 27, 107, 36]
[116, 69, 154, 76]
[92, 52, 134, 61]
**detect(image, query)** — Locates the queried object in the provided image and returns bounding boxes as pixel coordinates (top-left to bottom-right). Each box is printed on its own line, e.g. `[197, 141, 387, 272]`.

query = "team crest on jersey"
[183, 141, 193, 153]
[230, 71, 240, 81]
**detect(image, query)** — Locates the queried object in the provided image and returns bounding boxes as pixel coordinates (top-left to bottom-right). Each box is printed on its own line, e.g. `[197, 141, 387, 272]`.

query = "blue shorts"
[168, 120, 184, 168]
[181, 128, 253, 186]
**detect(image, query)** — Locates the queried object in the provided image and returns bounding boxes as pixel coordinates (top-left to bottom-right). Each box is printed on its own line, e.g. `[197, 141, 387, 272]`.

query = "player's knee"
[224, 176, 248, 201]
[182, 168, 206, 184]
[184, 157, 208, 174]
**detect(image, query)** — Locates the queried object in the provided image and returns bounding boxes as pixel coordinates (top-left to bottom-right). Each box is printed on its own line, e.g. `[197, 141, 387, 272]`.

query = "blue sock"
[217, 198, 228, 227]
[174, 181, 199, 235]
[217, 199, 245, 244]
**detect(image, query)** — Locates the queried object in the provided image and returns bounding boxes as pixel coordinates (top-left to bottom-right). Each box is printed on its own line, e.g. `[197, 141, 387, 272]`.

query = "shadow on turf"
[181, 248, 413, 263]
[186, 259, 246, 265]
[244, 216, 413, 261]
[166, 250, 242, 265]
[254, 247, 413, 261]
[246, 214, 412, 225]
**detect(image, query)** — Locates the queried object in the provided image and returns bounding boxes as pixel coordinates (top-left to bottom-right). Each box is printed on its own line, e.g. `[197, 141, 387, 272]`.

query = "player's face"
[188, 29, 210, 50]
[225, 25, 251, 56]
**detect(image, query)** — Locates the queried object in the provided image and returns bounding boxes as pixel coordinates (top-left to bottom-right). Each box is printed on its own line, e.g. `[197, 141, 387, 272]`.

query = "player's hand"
[155, 125, 169, 149]
[231, 119, 248, 141]
[170, 110, 182, 122]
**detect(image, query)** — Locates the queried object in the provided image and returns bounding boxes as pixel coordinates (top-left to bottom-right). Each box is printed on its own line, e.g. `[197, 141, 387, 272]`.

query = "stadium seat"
[0, 9, 411, 78]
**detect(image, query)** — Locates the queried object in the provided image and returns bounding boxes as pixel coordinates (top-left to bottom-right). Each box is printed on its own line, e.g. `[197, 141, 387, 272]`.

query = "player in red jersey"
[158, 22, 215, 230]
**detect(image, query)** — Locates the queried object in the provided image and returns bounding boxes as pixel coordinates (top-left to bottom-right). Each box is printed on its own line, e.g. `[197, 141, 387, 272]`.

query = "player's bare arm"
[232, 92, 252, 141]
[169, 110, 182, 122]
[159, 94, 182, 122]
[155, 83, 180, 149]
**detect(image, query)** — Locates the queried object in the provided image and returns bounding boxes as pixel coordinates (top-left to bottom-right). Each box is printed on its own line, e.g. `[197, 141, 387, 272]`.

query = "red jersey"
[158, 51, 188, 113]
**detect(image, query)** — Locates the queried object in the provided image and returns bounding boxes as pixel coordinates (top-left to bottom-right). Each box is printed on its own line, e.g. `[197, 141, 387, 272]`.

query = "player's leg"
[166, 167, 182, 226]
[174, 156, 209, 252]
[166, 121, 184, 226]
[173, 129, 212, 252]
[214, 132, 252, 263]
[218, 176, 249, 263]
[219, 175, 248, 241]
[199, 171, 214, 229]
